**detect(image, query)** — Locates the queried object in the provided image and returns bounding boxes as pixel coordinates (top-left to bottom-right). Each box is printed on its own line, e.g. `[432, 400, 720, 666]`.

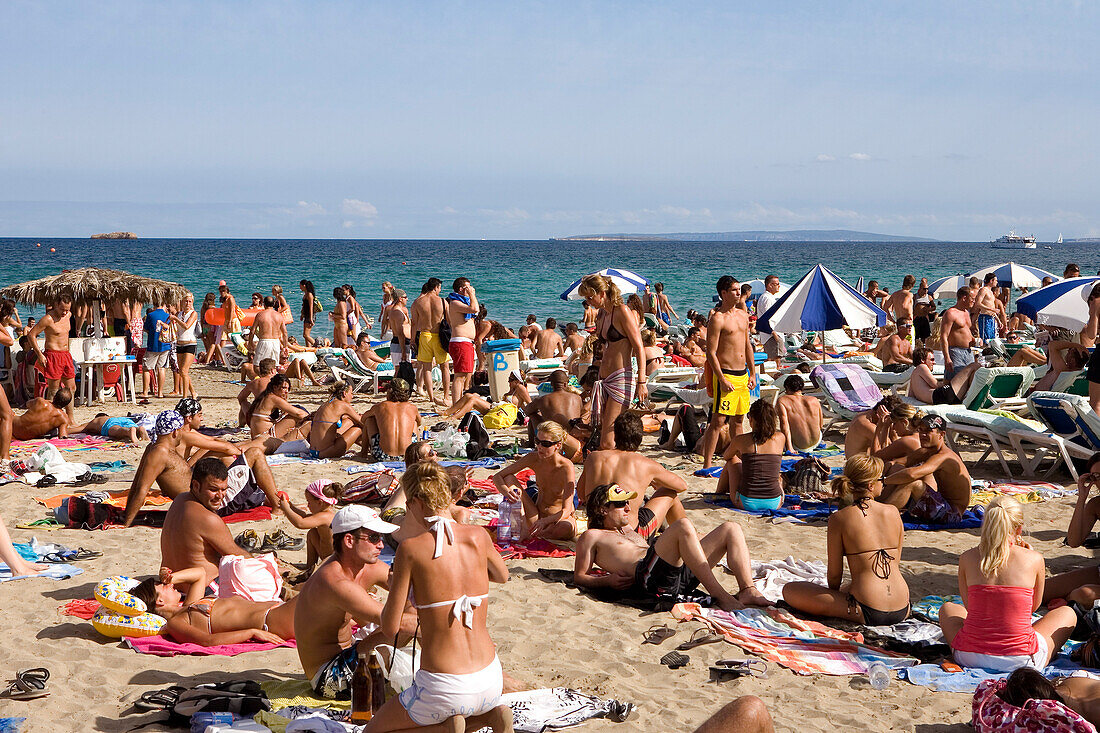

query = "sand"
[0, 366, 1090, 732]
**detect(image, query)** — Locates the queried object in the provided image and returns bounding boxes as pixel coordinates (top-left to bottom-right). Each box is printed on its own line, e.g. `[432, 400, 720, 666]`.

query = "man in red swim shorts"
[27, 296, 76, 422]
[445, 277, 480, 405]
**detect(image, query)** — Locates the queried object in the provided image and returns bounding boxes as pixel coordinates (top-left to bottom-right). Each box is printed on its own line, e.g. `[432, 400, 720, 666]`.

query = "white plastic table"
[76, 356, 137, 405]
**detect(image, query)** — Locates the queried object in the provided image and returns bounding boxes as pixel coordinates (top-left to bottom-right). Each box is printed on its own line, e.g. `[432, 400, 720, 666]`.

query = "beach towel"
[494, 537, 574, 559]
[35, 488, 172, 510]
[11, 435, 129, 453]
[902, 657, 1087, 694]
[702, 493, 984, 530]
[670, 602, 918, 677]
[695, 459, 843, 479]
[60, 599, 101, 619]
[750, 556, 827, 603]
[809, 362, 884, 413]
[0, 719, 25, 733]
[344, 457, 506, 474]
[970, 479, 1074, 507]
[0, 562, 82, 582]
[124, 635, 295, 657]
[260, 680, 351, 713]
[218, 554, 282, 602]
[912, 594, 965, 622]
[266, 453, 330, 466]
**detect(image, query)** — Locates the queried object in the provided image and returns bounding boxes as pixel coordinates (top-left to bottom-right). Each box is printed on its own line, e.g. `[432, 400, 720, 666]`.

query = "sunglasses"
[357, 531, 384, 545]
[536, 438, 560, 448]
[607, 500, 628, 509]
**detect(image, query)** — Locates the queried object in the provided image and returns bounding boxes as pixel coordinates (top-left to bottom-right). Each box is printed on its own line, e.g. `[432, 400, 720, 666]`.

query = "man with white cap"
[295, 505, 417, 699]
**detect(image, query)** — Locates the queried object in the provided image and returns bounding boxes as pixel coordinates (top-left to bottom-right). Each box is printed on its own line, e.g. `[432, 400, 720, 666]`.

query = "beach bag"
[458, 412, 494, 459]
[438, 316, 452, 350]
[167, 680, 270, 727]
[65, 496, 124, 530]
[483, 402, 518, 429]
[972, 679, 1092, 733]
[396, 360, 416, 385]
[313, 297, 323, 314]
[785, 457, 830, 498]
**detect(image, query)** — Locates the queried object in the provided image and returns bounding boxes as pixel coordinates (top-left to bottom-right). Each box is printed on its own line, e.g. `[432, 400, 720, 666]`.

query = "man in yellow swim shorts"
[713, 369, 751, 417]
[409, 278, 452, 406]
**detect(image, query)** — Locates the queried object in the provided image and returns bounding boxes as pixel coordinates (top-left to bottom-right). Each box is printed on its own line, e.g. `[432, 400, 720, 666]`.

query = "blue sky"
[1, 1, 1097, 240]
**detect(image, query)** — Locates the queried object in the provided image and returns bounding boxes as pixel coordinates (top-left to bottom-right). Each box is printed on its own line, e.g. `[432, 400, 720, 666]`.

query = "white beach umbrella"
[559, 268, 649, 301]
[757, 264, 888, 335]
[927, 274, 970, 299]
[1016, 277, 1100, 331]
[970, 262, 1060, 290]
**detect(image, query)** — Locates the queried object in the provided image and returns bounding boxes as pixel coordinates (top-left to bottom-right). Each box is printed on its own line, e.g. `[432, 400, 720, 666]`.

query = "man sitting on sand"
[574, 484, 769, 610]
[878, 415, 972, 522]
[295, 505, 418, 699]
[775, 375, 822, 453]
[359, 378, 421, 462]
[492, 421, 577, 541]
[523, 370, 583, 456]
[11, 388, 72, 440]
[907, 347, 981, 406]
[76, 413, 149, 443]
[844, 395, 899, 457]
[577, 413, 687, 539]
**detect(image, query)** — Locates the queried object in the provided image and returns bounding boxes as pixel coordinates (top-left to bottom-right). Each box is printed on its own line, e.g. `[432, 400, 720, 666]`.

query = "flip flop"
[660, 651, 689, 669]
[642, 624, 676, 645]
[134, 685, 185, 711]
[709, 659, 768, 682]
[72, 548, 103, 560]
[5, 668, 50, 700]
[677, 628, 724, 651]
[39, 552, 71, 564]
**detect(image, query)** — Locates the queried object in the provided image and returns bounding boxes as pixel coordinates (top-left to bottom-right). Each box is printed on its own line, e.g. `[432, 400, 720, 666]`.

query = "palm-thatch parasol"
[1, 268, 189, 338]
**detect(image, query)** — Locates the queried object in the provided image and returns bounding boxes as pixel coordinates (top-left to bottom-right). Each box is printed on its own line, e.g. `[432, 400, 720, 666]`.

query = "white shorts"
[143, 350, 169, 370]
[253, 338, 281, 365]
[953, 634, 1048, 672]
[398, 656, 502, 726]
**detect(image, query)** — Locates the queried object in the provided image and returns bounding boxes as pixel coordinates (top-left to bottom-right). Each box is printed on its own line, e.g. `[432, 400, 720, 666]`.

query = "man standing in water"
[411, 278, 451, 406]
[446, 277, 480, 405]
[700, 276, 755, 471]
[27, 296, 76, 422]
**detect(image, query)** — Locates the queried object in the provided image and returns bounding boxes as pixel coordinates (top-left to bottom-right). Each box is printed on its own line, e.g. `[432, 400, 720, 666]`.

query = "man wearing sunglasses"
[874, 319, 915, 373]
[573, 484, 769, 611]
[295, 505, 417, 700]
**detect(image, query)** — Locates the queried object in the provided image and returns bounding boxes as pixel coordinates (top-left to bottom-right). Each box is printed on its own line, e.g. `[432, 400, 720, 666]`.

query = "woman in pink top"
[939, 496, 1076, 672]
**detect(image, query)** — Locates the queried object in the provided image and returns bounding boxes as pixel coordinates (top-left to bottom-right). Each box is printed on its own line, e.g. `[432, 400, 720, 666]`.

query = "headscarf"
[175, 397, 202, 418]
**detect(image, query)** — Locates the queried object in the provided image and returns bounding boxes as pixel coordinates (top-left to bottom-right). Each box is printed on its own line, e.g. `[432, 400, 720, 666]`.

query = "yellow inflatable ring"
[91, 576, 165, 638]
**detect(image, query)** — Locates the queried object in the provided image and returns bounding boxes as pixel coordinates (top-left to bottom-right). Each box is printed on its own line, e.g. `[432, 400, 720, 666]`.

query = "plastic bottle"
[867, 661, 891, 690]
[190, 712, 240, 733]
[506, 495, 524, 541]
[350, 647, 373, 722]
[497, 495, 520, 545]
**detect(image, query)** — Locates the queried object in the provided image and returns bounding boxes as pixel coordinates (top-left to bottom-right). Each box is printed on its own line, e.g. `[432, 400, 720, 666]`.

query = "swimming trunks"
[370, 433, 401, 462]
[38, 349, 75, 380]
[253, 338, 281, 366]
[713, 369, 750, 417]
[945, 346, 974, 380]
[448, 337, 475, 373]
[398, 656, 503, 726]
[635, 506, 659, 540]
[101, 417, 137, 436]
[1088, 346, 1100, 384]
[931, 383, 960, 405]
[914, 315, 931, 341]
[977, 313, 997, 342]
[634, 545, 699, 599]
[311, 642, 360, 699]
[849, 596, 910, 626]
[219, 455, 268, 517]
[417, 331, 450, 365]
[905, 486, 964, 524]
[735, 493, 784, 511]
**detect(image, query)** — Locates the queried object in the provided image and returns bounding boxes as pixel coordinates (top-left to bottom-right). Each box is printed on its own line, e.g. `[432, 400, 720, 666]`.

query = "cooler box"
[483, 339, 521, 401]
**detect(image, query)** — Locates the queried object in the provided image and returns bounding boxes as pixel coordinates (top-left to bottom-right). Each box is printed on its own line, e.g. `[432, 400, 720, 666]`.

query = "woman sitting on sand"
[131, 567, 294, 646]
[247, 374, 310, 441]
[938, 496, 1077, 671]
[718, 399, 786, 511]
[783, 455, 911, 626]
[873, 403, 922, 465]
[308, 381, 364, 459]
[371, 461, 512, 733]
[443, 369, 531, 420]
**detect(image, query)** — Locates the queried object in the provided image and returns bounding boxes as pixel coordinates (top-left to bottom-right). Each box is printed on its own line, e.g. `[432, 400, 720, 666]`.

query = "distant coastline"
[554, 229, 940, 243]
[91, 231, 137, 239]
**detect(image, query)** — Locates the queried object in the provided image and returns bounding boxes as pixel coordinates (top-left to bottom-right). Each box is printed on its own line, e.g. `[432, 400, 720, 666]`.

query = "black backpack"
[396, 360, 416, 385]
[438, 316, 452, 350]
[168, 681, 269, 727]
[458, 412, 497, 459]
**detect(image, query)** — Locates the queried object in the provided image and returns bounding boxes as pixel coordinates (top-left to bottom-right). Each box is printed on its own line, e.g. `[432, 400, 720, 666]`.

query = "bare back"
[368, 400, 419, 456]
[777, 393, 822, 452]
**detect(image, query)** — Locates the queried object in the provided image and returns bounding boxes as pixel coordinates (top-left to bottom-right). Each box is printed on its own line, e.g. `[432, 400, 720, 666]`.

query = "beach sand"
[0, 367, 1089, 732]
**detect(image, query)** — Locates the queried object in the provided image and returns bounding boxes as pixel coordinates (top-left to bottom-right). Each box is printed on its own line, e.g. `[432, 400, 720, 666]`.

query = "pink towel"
[125, 635, 295, 656]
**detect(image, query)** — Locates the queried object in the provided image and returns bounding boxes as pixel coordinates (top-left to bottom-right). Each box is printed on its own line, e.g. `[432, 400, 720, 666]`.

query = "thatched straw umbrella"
[1, 267, 188, 337]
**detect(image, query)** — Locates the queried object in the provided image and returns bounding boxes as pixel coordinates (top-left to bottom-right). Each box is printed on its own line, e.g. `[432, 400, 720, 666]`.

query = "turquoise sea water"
[1, 238, 1095, 339]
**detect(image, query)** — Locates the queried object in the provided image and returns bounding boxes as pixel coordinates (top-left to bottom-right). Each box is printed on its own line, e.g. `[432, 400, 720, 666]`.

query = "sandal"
[5, 668, 50, 700]
[677, 628, 724, 651]
[72, 548, 103, 560]
[135, 685, 185, 711]
[642, 624, 676, 645]
[709, 659, 768, 682]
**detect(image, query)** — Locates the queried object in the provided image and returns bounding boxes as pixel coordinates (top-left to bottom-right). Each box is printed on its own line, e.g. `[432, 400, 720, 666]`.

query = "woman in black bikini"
[782, 455, 911, 626]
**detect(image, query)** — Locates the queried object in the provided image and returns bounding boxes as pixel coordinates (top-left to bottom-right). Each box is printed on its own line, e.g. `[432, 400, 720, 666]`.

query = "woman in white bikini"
[370, 461, 512, 732]
[247, 374, 311, 441]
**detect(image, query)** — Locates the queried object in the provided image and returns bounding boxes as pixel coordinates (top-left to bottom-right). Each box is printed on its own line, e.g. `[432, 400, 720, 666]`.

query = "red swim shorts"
[447, 339, 476, 374]
[37, 349, 75, 380]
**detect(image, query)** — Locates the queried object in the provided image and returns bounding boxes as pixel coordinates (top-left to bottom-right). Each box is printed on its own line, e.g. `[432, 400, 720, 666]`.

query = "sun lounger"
[916, 403, 1038, 477]
[1008, 391, 1100, 481]
[330, 352, 392, 395]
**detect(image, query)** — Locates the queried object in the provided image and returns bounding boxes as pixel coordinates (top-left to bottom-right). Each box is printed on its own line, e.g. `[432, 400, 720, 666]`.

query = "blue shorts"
[977, 313, 997, 342]
[736, 494, 784, 511]
[101, 417, 137, 436]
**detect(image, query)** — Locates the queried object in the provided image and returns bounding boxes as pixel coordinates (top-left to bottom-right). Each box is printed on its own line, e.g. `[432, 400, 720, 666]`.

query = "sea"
[0, 237, 1095, 339]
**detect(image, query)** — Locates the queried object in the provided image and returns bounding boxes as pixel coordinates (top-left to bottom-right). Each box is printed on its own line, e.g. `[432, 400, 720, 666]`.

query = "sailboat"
[1057, 233, 1063, 244]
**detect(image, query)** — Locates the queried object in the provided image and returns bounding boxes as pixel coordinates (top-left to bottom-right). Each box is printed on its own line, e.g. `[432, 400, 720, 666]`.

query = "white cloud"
[342, 220, 355, 228]
[848, 152, 872, 161]
[340, 198, 378, 218]
[816, 154, 836, 162]
[439, 206, 458, 215]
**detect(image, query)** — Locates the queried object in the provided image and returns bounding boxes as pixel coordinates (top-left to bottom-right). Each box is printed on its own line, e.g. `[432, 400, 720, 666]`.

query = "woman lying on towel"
[939, 497, 1076, 672]
[783, 455, 911, 626]
[130, 567, 296, 646]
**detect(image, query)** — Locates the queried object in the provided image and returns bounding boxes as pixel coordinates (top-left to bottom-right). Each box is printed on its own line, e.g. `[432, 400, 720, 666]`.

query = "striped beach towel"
[810, 362, 883, 413]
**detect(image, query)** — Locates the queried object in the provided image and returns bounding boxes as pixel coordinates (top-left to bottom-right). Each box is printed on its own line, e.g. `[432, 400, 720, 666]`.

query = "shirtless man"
[11, 389, 72, 440]
[492, 421, 577, 540]
[700, 276, 756, 470]
[574, 483, 769, 610]
[940, 288, 976, 380]
[524, 370, 582, 453]
[77, 413, 149, 443]
[577, 413, 687, 539]
[677, 329, 706, 367]
[582, 303, 598, 331]
[563, 322, 586, 354]
[775, 375, 823, 453]
[411, 278, 451, 405]
[386, 289, 411, 367]
[159, 458, 255, 591]
[27, 296, 76, 421]
[878, 415, 972, 522]
[844, 396, 896, 458]
[248, 296, 287, 367]
[236, 358, 276, 426]
[972, 274, 1005, 346]
[874, 319, 914, 371]
[294, 505, 417, 699]
[907, 347, 980, 406]
[534, 318, 565, 359]
[446, 277, 480, 404]
[359, 378, 421, 462]
[883, 275, 916, 341]
[107, 298, 136, 352]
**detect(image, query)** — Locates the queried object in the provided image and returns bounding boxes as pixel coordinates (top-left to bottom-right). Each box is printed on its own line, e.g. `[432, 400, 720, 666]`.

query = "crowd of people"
[2, 262, 1100, 732]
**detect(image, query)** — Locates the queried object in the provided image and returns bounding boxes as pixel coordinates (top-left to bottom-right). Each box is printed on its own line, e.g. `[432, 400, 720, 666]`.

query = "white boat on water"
[991, 230, 1037, 249]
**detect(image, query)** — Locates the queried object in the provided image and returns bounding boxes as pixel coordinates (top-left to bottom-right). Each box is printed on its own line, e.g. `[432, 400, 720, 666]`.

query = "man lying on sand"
[12, 388, 72, 441]
[574, 483, 770, 611]
[77, 413, 149, 443]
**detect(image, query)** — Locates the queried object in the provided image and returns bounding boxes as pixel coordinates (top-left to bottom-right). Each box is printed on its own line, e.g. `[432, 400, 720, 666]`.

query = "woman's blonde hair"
[272, 285, 283, 296]
[329, 381, 350, 399]
[979, 496, 1024, 577]
[578, 274, 624, 308]
[890, 403, 917, 421]
[641, 329, 657, 347]
[536, 420, 566, 443]
[831, 455, 884, 502]
[402, 461, 452, 512]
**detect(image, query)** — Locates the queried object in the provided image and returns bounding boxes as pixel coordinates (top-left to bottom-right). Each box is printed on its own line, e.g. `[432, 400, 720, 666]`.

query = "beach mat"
[703, 494, 984, 530]
[12, 435, 130, 453]
[694, 459, 845, 479]
[125, 635, 295, 657]
[495, 538, 574, 559]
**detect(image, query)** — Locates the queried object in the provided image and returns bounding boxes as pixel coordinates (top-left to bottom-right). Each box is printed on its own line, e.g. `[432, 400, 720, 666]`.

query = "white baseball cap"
[330, 505, 400, 535]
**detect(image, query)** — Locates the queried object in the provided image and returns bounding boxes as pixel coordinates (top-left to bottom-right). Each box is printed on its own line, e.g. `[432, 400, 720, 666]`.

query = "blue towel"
[695, 458, 843, 478]
[901, 656, 1084, 693]
[702, 495, 984, 530]
[0, 562, 83, 582]
[0, 717, 26, 733]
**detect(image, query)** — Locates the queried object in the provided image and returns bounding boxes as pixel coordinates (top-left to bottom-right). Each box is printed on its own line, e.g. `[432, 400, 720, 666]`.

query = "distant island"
[91, 232, 138, 239]
[554, 229, 939, 243]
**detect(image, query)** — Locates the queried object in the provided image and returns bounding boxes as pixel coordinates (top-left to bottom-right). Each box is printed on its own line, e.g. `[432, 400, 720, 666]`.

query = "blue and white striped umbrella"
[757, 264, 889, 334]
[560, 268, 649, 301]
[927, 274, 970, 299]
[1016, 276, 1100, 331]
[970, 262, 1059, 289]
